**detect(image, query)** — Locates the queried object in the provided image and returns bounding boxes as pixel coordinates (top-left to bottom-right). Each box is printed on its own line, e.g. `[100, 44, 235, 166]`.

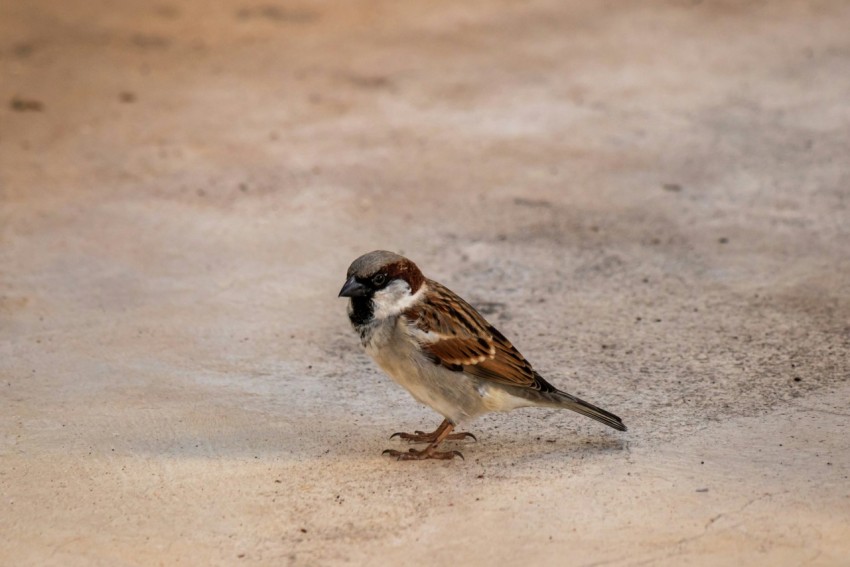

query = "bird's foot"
[389, 429, 477, 443]
[382, 447, 464, 461]
[383, 419, 468, 460]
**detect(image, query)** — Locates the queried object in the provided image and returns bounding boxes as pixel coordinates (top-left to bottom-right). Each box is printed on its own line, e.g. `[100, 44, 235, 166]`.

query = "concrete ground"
[2, 1, 849, 565]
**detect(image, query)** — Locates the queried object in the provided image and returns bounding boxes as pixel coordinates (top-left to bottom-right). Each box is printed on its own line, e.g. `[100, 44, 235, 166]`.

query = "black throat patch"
[348, 296, 374, 328]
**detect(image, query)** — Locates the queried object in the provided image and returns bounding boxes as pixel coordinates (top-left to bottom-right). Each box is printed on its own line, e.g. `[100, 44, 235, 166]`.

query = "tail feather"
[550, 391, 627, 432]
[522, 372, 627, 431]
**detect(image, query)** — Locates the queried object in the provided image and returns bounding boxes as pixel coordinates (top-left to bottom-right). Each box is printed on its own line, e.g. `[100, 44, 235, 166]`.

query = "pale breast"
[360, 316, 499, 424]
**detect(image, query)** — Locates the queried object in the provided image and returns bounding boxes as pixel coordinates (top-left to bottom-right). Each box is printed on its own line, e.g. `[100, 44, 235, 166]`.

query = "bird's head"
[338, 250, 425, 322]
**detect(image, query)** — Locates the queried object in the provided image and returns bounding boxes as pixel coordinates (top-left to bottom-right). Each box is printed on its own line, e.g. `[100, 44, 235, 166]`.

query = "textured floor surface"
[1, 1, 849, 565]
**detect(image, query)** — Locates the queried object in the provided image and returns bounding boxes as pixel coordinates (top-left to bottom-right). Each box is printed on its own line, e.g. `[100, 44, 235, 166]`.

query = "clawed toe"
[381, 448, 464, 461]
[446, 432, 477, 442]
[389, 431, 434, 443]
[389, 429, 476, 443]
[389, 431, 432, 442]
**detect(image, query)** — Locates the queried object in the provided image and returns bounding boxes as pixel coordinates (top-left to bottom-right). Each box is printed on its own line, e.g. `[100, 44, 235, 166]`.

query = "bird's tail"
[548, 390, 627, 432]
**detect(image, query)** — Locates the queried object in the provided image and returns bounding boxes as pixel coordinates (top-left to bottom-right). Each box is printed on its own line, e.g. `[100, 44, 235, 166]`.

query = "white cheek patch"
[371, 280, 426, 320]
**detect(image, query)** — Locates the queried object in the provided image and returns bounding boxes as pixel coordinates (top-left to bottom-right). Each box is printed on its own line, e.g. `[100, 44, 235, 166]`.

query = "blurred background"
[2, 1, 849, 565]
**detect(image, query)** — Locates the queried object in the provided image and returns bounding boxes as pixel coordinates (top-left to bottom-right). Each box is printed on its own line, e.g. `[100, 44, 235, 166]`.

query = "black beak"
[338, 276, 367, 298]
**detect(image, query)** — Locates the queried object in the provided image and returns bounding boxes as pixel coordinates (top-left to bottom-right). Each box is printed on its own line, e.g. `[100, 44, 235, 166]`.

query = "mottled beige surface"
[1, 1, 849, 565]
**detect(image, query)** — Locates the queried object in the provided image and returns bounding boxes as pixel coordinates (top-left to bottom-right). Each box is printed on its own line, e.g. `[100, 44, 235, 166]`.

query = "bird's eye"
[372, 273, 387, 287]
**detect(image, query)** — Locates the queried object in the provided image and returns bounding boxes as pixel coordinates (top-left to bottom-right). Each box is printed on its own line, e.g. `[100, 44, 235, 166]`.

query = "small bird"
[338, 250, 626, 461]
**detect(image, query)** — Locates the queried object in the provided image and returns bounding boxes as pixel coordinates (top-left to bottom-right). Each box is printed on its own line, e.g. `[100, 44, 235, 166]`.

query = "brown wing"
[404, 279, 550, 391]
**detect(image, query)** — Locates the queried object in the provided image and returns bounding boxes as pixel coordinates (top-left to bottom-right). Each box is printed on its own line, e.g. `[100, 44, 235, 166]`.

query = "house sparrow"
[339, 250, 627, 460]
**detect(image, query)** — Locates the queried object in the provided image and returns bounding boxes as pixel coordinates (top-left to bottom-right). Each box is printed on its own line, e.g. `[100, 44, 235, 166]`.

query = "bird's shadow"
[456, 433, 624, 466]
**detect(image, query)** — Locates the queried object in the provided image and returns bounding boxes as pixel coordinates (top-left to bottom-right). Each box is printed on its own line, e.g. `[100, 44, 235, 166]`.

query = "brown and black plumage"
[339, 250, 626, 460]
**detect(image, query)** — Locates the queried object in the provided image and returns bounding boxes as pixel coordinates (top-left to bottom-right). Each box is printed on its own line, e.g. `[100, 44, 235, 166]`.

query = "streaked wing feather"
[404, 280, 539, 389]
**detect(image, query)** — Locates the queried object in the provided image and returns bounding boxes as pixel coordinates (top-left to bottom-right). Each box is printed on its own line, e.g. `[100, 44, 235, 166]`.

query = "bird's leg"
[383, 421, 465, 461]
[389, 418, 476, 443]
